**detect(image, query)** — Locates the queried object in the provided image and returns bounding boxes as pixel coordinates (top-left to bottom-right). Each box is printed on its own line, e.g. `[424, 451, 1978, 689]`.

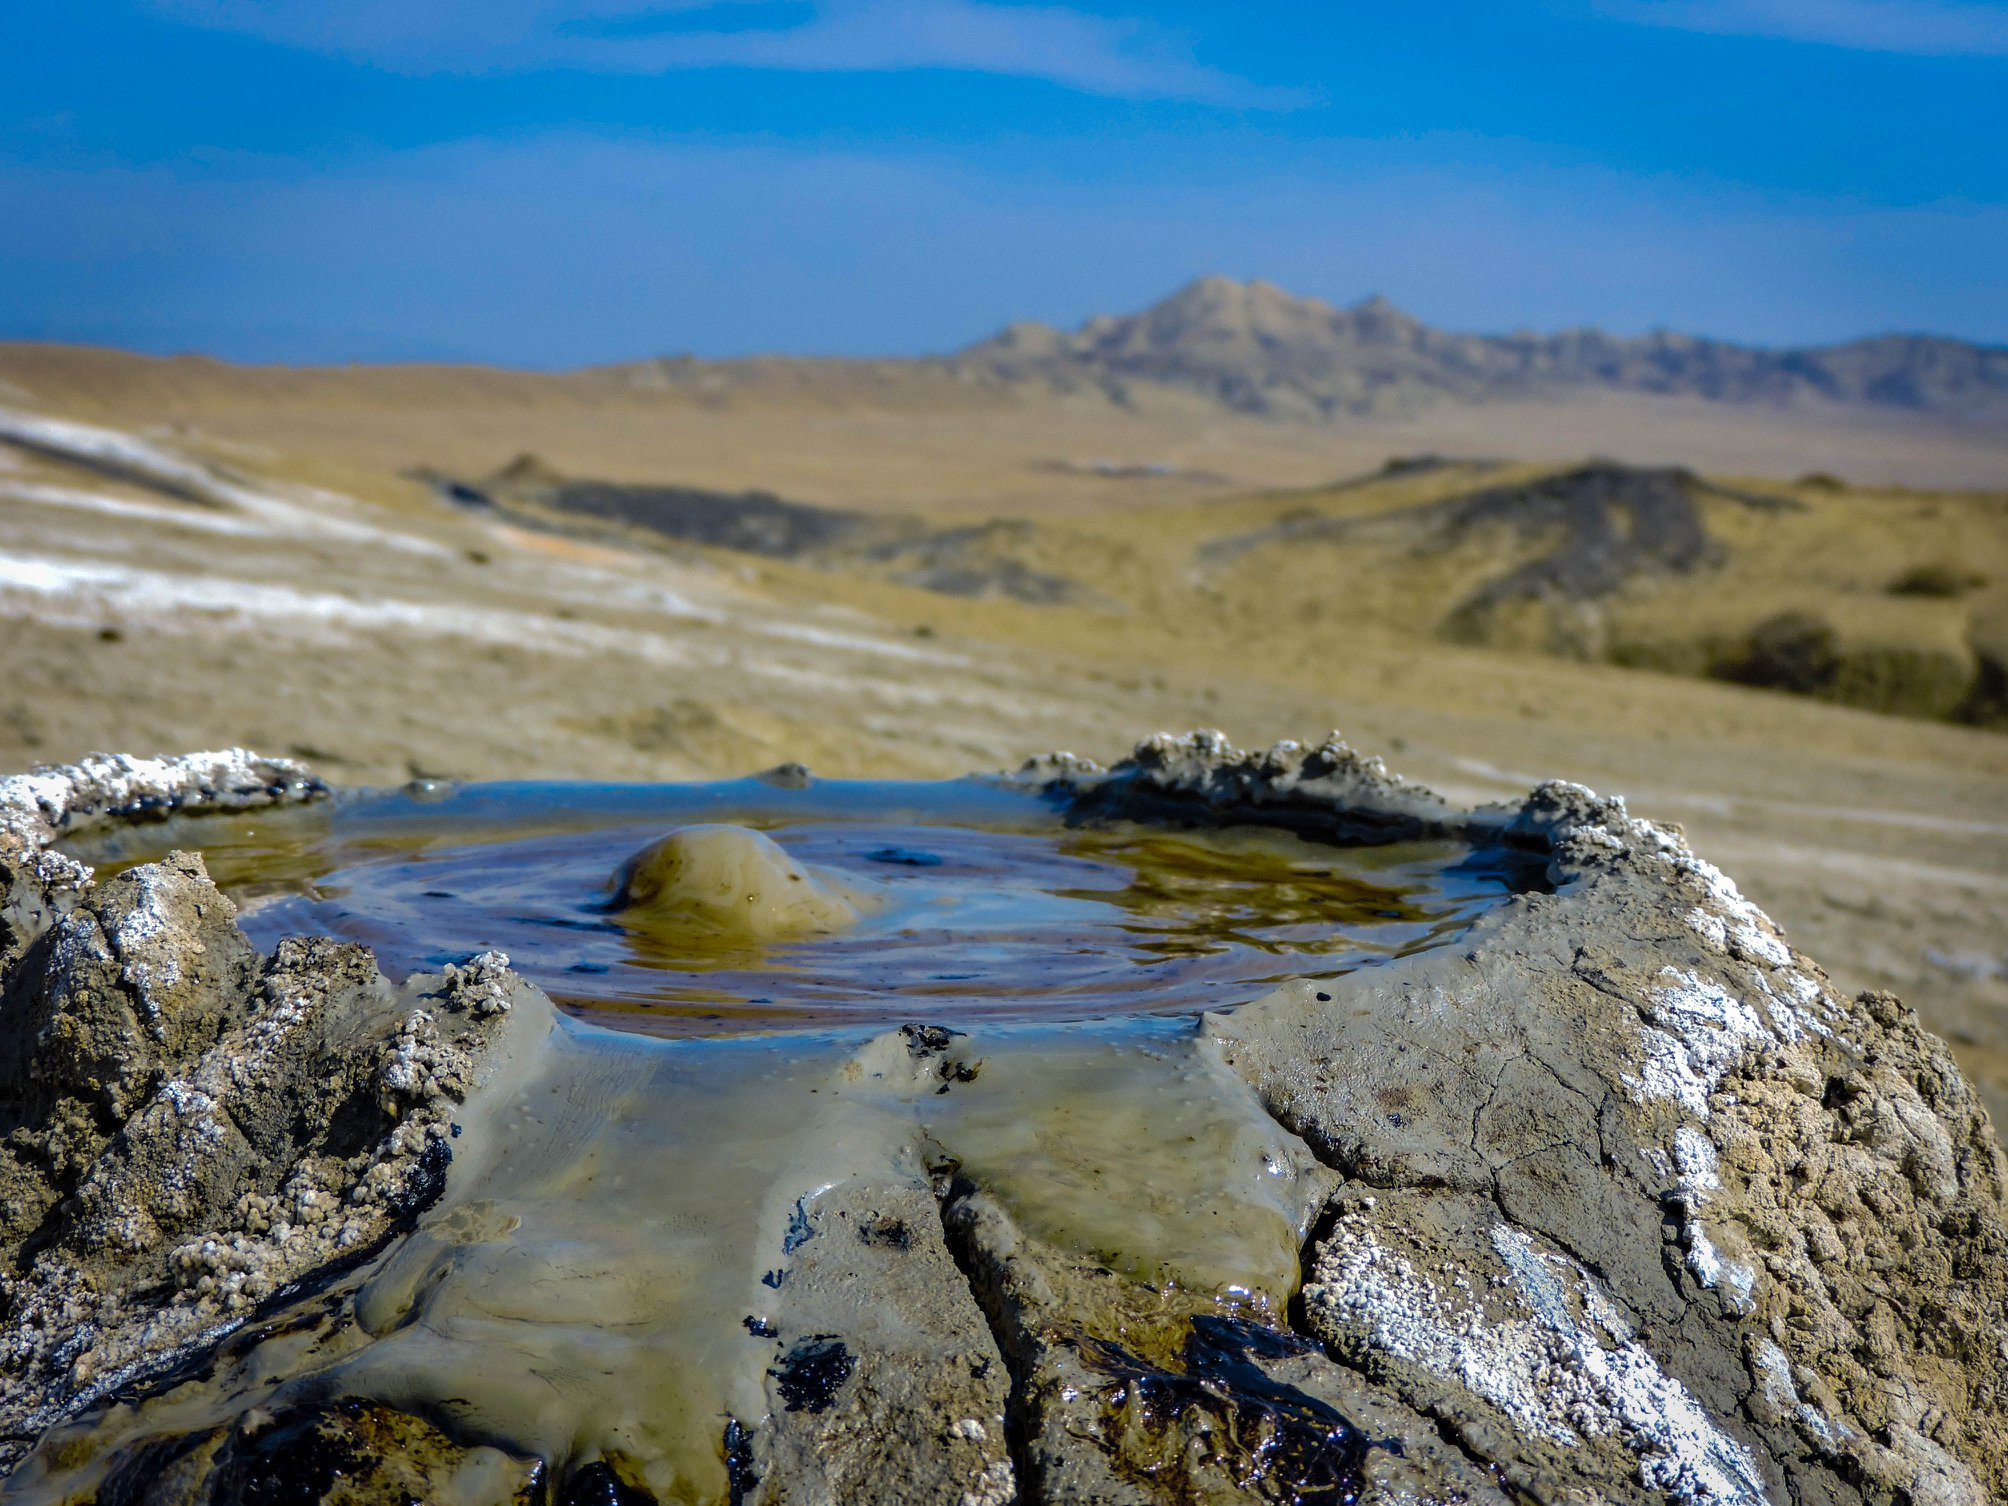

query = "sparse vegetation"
[1888, 561, 1989, 598]
[1715, 610, 1841, 695]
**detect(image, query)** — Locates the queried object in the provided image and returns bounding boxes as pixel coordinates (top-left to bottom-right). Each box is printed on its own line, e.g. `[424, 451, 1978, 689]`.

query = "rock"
[0, 748, 327, 851]
[1, 735, 2003, 1506]
[0, 751, 522, 1477]
[755, 1178, 1014, 1506]
[942, 1185, 1511, 1505]
[6, 851, 259, 1132]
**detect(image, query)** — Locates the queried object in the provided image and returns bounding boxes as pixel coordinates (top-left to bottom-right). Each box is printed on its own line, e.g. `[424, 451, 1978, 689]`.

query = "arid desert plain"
[3, 280, 2006, 1125]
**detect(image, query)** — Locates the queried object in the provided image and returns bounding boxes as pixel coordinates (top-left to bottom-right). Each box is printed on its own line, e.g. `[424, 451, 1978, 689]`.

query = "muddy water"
[68, 775, 1538, 1035]
[29, 780, 1540, 1504]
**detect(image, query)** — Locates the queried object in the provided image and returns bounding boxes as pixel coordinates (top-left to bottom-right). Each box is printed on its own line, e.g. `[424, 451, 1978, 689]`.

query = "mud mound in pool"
[67, 773, 1542, 1035]
[5, 734, 2008, 1506]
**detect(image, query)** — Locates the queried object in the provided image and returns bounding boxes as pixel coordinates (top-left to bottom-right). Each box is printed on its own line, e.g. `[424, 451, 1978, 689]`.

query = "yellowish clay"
[612, 824, 868, 942]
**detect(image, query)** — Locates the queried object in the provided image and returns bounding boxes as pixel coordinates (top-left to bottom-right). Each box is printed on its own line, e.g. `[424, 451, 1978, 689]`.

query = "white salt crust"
[1307, 1214, 1769, 1505]
[0, 748, 320, 849]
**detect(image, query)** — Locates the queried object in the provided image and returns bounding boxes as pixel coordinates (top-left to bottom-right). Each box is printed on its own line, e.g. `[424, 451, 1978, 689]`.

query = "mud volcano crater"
[2, 735, 2005, 1506]
[62, 773, 1545, 1037]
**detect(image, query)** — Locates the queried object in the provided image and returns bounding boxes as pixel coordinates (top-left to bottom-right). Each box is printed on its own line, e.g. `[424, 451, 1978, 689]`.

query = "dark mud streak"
[21, 1179, 451, 1459]
[722, 1418, 759, 1506]
[1055, 787, 1458, 850]
[0, 433, 219, 506]
[93, 1429, 213, 1506]
[781, 1199, 817, 1256]
[771, 1336, 856, 1415]
[50, 776, 333, 845]
[1074, 1318, 1377, 1504]
[558, 1457, 659, 1506]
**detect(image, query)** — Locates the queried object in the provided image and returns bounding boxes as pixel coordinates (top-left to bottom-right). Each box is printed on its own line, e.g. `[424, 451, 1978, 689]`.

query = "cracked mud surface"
[1, 737, 2004, 1505]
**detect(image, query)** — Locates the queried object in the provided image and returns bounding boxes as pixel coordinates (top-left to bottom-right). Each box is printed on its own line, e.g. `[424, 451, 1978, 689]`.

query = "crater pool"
[66, 774, 1543, 1035]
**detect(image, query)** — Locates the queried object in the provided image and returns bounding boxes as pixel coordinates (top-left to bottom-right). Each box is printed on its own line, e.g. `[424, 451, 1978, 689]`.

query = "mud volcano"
[1, 736, 2004, 1506]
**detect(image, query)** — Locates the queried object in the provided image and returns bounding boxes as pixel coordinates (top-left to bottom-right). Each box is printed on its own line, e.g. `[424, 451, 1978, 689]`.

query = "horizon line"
[3, 275, 2005, 373]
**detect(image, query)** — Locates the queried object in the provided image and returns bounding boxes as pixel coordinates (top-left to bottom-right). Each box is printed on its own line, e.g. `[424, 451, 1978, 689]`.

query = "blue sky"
[4, 1, 2006, 364]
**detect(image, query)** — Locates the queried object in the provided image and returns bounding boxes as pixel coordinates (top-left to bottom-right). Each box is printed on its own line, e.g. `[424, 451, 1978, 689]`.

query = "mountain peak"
[1147, 275, 1333, 320]
[952, 277, 2008, 422]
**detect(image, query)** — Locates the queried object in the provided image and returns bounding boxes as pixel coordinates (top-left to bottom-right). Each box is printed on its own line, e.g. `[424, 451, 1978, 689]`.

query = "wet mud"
[65, 776, 1530, 1036]
[2, 737, 2004, 1506]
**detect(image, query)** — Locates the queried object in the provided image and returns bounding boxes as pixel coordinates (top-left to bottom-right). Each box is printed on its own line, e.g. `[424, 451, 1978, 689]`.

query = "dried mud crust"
[1022, 732, 2008, 1505]
[0, 737, 2003, 1506]
[0, 751, 525, 1467]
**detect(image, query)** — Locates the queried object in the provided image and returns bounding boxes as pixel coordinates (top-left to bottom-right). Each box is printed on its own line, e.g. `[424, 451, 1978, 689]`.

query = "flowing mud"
[2, 738, 2005, 1506]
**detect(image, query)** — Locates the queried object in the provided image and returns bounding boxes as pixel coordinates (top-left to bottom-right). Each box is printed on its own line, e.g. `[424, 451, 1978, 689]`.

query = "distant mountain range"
[946, 276, 2008, 423]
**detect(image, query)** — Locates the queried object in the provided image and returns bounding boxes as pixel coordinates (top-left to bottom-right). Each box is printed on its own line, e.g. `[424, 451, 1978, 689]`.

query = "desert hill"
[9, 328, 2008, 503]
[428, 449, 2007, 730]
[2, 398, 2005, 1121]
[950, 275, 2008, 422]
[9, 279, 2007, 452]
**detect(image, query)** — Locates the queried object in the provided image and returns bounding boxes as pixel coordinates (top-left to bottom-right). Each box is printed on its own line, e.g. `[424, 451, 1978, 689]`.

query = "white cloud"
[142, 0, 1296, 104]
[1596, 0, 2008, 56]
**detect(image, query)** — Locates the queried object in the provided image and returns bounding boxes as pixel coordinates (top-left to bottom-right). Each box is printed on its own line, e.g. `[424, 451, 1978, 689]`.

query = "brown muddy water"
[66, 775, 1542, 1036]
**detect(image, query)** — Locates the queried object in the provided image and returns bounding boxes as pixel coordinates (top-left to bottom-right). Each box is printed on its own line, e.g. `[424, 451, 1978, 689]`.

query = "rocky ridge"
[954, 277, 2008, 422]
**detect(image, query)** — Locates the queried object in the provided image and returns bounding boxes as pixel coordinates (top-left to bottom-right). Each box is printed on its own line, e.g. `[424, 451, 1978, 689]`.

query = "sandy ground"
[1, 368, 2004, 1122]
[8, 342, 2008, 514]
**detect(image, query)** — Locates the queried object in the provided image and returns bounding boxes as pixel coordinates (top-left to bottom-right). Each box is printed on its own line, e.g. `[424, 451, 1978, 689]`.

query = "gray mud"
[2, 736, 2004, 1506]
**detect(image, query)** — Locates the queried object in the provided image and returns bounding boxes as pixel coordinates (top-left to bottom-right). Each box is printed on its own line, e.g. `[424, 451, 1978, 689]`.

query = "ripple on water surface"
[68, 775, 1542, 1035]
